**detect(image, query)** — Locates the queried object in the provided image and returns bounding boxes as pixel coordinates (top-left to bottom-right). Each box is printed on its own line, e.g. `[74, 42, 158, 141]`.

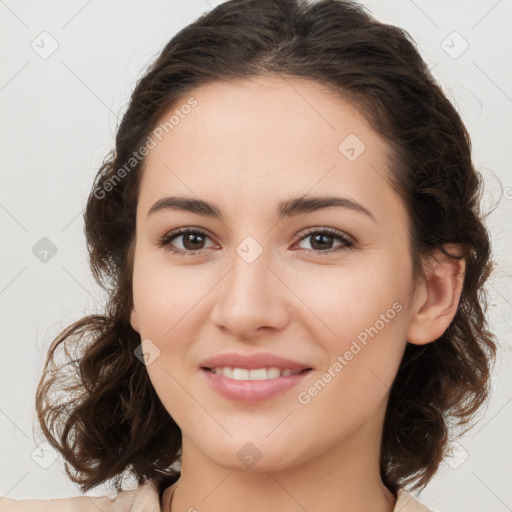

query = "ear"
[130, 305, 140, 333]
[407, 244, 466, 345]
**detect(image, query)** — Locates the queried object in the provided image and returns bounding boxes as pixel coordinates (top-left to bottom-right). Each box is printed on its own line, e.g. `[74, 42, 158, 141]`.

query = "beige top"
[0, 481, 433, 511]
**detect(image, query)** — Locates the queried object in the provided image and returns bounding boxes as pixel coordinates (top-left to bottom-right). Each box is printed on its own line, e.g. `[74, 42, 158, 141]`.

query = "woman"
[1, 0, 497, 510]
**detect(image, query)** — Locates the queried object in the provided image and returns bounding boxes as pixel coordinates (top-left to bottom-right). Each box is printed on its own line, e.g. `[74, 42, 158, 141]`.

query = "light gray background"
[1, 1, 511, 510]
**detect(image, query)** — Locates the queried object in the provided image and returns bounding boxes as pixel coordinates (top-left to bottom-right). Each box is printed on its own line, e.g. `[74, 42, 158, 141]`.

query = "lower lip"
[201, 368, 312, 403]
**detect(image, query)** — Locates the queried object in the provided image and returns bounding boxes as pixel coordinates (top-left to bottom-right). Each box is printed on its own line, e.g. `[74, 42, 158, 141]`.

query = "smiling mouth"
[202, 367, 312, 380]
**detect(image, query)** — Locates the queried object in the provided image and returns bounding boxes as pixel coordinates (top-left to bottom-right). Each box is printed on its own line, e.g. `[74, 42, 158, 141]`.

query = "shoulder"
[395, 488, 434, 512]
[0, 481, 161, 512]
[0, 494, 113, 512]
[1, 484, 434, 512]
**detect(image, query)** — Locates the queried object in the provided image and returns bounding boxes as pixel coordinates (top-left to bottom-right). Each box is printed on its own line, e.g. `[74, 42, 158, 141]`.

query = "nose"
[209, 244, 291, 341]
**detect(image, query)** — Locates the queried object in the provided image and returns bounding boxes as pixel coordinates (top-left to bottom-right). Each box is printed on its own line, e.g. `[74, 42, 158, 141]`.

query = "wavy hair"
[35, 0, 497, 499]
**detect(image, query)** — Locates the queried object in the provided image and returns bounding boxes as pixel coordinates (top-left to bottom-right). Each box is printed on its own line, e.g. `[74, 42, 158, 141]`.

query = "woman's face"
[130, 75, 420, 472]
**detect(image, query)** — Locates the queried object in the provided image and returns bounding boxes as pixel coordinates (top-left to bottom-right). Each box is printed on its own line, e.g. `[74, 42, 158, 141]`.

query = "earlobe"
[407, 245, 466, 345]
[130, 306, 140, 333]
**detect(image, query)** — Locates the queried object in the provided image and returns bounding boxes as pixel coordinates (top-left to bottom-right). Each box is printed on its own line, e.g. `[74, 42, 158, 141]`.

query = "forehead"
[137, 75, 403, 224]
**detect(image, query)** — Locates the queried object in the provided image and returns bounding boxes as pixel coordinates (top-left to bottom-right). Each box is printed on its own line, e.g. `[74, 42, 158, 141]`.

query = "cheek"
[289, 255, 409, 343]
[290, 257, 409, 405]
[131, 256, 211, 410]
[132, 253, 212, 336]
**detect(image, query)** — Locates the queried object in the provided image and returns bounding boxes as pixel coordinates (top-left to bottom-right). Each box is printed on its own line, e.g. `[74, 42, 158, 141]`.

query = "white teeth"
[211, 367, 303, 380]
[249, 368, 267, 380]
[266, 367, 281, 379]
[232, 368, 249, 380]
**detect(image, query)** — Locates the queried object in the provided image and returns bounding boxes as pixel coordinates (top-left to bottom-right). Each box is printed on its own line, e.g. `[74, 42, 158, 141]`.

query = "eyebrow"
[147, 195, 376, 223]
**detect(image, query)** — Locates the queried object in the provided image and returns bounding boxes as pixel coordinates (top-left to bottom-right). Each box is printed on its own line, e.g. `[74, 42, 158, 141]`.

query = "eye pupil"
[311, 234, 333, 250]
[183, 233, 205, 250]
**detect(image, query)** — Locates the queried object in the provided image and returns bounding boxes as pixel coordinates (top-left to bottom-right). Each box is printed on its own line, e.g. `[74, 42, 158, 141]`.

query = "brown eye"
[296, 228, 354, 253]
[310, 233, 335, 250]
[157, 229, 216, 255]
[181, 232, 206, 250]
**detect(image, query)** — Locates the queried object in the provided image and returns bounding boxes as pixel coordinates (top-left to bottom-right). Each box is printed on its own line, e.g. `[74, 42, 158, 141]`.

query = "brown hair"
[35, 0, 497, 498]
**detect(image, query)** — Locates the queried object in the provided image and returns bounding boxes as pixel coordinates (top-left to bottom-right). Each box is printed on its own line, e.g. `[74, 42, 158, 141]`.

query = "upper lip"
[200, 352, 312, 371]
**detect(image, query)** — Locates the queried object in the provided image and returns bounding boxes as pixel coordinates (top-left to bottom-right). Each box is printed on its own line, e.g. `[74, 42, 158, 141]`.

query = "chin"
[195, 435, 308, 473]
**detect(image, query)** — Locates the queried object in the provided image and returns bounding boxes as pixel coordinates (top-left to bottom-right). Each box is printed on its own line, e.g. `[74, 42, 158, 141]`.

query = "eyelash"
[156, 227, 354, 256]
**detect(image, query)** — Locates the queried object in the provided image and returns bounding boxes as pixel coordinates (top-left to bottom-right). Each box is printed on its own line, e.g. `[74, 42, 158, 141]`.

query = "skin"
[130, 75, 465, 512]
